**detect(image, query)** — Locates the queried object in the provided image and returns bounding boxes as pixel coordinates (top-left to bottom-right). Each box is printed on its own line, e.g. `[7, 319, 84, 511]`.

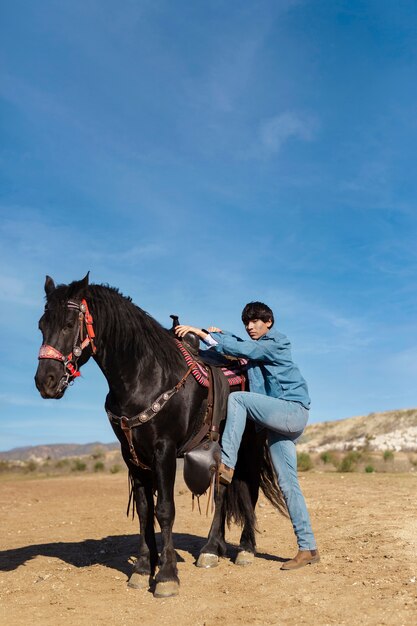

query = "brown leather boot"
[218, 462, 234, 485]
[280, 549, 320, 570]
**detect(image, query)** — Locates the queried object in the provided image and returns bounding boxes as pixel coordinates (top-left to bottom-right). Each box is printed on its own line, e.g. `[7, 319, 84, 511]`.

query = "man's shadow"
[0, 533, 284, 577]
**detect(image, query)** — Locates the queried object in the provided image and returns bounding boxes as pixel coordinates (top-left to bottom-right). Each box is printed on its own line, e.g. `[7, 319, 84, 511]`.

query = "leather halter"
[38, 299, 97, 392]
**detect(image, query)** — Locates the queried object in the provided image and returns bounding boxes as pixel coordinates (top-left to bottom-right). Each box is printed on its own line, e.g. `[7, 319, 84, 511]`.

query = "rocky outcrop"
[297, 408, 417, 453]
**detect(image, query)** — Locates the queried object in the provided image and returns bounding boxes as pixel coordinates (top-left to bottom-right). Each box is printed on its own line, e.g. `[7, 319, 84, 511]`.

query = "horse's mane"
[91, 284, 184, 368]
[47, 282, 184, 370]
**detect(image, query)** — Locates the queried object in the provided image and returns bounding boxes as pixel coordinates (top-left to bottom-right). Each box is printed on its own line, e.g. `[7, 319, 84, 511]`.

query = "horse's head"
[35, 273, 96, 399]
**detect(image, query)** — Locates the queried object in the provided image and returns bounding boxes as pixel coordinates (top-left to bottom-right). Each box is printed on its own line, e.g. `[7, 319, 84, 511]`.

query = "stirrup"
[218, 462, 234, 485]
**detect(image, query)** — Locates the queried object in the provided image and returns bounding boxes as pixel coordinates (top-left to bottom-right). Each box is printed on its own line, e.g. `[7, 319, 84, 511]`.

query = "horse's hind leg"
[196, 484, 228, 568]
[197, 425, 263, 569]
[153, 441, 179, 598]
[235, 502, 257, 567]
[128, 475, 158, 589]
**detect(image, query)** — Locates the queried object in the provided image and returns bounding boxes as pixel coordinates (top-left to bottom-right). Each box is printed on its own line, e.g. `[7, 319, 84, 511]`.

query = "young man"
[175, 301, 319, 570]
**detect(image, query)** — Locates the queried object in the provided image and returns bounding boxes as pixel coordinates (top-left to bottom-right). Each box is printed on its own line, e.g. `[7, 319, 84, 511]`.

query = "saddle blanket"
[175, 340, 246, 388]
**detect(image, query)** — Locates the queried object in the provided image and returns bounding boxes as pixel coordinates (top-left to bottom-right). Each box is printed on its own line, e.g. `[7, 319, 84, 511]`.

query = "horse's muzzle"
[34, 366, 66, 399]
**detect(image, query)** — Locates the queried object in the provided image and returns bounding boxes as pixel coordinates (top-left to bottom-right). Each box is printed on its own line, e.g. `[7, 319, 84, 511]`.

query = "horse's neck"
[91, 295, 174, 411]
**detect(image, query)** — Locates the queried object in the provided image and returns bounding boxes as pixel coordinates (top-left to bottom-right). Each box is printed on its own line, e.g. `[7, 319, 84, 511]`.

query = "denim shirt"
[209, 327, 311, 410]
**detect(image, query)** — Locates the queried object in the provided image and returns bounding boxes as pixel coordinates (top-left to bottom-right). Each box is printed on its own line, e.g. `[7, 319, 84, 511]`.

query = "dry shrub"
[297, 452, 313, 472]
[72, 458, 87, 472]
[320, 451, 336, 465]
[338, 451, 361, 473]
[383, 450, 394, 462]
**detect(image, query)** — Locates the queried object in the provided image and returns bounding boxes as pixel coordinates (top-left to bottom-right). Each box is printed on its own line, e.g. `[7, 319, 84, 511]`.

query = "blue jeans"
[221, 391, 316, 551]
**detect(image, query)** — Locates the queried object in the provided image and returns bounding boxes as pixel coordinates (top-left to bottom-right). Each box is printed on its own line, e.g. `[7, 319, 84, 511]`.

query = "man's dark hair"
[241, 301, 274, 327]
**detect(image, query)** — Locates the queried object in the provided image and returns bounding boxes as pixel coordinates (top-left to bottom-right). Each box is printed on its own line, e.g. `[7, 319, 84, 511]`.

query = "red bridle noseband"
[38, 299, 97, 391]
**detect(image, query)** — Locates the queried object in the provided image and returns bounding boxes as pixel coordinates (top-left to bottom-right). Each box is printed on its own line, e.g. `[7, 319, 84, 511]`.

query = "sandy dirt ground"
[1, 471, 416, 626]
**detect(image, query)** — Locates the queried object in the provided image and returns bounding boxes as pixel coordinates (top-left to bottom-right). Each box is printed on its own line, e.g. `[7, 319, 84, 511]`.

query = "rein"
[38, 299, 97, 393]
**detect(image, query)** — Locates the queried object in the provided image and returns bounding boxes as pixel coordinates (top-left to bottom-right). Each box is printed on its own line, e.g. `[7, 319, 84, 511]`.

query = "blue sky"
[1, 0, 416, 450]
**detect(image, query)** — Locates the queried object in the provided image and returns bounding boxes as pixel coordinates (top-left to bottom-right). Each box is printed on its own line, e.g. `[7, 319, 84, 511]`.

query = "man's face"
[245, 318, 272, 340]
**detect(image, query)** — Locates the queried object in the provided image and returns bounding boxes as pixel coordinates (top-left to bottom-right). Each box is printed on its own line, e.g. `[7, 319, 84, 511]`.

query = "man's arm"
[174, 325, 244, 348]
[174, 324, 222, 346]
[210, 332, 285, 363]
[174, 325, 209, 341]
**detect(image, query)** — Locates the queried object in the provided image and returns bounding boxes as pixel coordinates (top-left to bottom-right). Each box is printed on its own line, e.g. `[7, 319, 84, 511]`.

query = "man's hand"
[174, 325, 208, 340]
[207, 326, 222, 333]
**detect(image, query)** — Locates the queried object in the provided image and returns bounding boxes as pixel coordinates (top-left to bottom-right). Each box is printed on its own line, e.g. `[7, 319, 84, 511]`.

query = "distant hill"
[0, 441, 119, 462]
[298, 407, 417, 453]
[1, 408, 416, 461]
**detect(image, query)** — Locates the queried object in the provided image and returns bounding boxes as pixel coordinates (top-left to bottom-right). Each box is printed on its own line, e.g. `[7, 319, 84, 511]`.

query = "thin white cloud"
[259, 111, 318, 155]
[0, 393, 46, 408]
[0, 392, 98, 412]
[262, 285, 371, 354]
[90, 243, 167, 264]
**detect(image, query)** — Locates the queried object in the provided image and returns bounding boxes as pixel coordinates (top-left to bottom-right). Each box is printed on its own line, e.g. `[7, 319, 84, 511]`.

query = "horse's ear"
[67, 272, 90, 299]
[81, 272, 90, 288]
[44, 275, 56, 297]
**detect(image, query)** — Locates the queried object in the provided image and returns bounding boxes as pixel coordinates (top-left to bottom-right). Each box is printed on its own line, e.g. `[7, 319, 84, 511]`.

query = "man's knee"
[228, 391, 246, 408]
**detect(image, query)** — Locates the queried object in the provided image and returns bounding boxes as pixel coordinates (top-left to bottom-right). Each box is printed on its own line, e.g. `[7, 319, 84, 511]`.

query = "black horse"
[34, 274, 285, 597]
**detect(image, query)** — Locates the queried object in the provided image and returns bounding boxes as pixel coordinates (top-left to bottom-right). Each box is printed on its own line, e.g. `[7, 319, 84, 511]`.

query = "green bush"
[25, 460, 38, 473]
[383, 450, 394, 462]
[55, 458, 70, 468]
[94, 461, 105, 472]
[109, 464, 122, 474]
[0, 461, 12, 473]
[91, 448, 105, 460]
[365, 465, 375, 473]
[338, 451, 361, 473]
[72, 459, 87, 472]
[297, 452, 313, 472]
[320, 451, 334, 464]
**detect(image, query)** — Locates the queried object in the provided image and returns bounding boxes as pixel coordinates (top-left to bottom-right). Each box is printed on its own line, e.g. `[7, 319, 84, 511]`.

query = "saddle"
[108, 317, 246, 498]
[170, 316, 246, 497]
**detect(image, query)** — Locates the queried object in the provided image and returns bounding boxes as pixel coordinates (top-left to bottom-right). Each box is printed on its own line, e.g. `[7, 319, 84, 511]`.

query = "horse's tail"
[221, 424, 259, 532]
[259, 439, 288, 517]
[223, 474, 257, 530]
[222, 425, 287, 532]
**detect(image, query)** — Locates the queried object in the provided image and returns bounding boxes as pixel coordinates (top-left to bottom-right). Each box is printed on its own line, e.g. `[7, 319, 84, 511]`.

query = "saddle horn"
[169, 314, 199, 356]
[170, 314, 180, 330]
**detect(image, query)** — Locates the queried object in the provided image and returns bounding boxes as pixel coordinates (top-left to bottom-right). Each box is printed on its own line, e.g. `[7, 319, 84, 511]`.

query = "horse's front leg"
[196, 483, 228, 568]
[128, 474, 158, 589]
[153, 441, 179, 598]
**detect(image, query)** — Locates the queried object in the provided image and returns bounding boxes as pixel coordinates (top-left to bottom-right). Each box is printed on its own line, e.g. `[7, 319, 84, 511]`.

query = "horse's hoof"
[196, 553, 219, 568]
[154, 581, 179, 598]
[128, 572, 150, 589]
[235, 550, 255, 567]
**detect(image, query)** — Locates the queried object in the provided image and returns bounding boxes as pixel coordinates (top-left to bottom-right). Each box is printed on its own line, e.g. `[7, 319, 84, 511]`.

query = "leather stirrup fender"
[183, 438, 221, 497]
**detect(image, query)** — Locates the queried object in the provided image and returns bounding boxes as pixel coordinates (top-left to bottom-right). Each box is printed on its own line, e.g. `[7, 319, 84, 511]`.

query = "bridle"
[38, 299, 97, 392]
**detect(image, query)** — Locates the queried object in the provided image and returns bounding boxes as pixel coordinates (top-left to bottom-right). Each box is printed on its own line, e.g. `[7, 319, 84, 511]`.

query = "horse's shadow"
[0, 533, 284, 576]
